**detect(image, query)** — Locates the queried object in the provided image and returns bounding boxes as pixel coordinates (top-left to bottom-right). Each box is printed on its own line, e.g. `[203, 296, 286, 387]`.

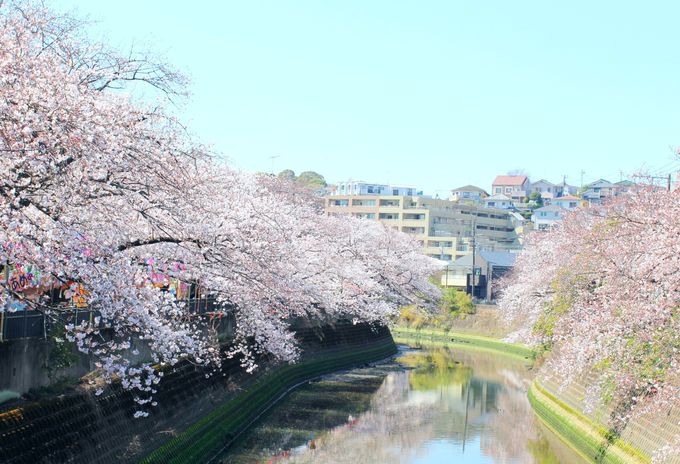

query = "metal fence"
[0, 298, 232, 342]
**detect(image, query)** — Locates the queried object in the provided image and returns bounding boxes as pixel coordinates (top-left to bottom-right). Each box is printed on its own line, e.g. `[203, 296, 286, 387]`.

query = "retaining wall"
[532, 375, 680, 464]
[0, 322, 396, 464]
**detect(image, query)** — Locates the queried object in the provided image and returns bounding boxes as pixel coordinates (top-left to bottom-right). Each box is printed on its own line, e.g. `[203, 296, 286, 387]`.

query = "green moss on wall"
[140, 338, 396, 464]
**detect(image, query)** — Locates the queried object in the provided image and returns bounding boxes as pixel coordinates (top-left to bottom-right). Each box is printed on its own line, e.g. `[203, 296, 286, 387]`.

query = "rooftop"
[531, 179, 555, 186]
[493, 175, 528, 186]
[453, 250, 518, 268]
[534, 204, 566, 212]
[451, 185, 489, 194]
[484, 193, 512, 201]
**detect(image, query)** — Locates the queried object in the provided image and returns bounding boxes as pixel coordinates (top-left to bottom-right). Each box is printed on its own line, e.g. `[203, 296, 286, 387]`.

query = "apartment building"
[334, 181, 422, 196]
[325, 195, 520, 261]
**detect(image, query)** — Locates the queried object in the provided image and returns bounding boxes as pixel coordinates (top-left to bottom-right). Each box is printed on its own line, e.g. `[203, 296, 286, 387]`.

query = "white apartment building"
[334, 181, 422, 197]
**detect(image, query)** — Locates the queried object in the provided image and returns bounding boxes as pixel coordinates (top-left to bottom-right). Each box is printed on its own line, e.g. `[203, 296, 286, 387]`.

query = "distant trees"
[277, 169, 327, 189]
[527, 192, 544, 209]
[277, 169, 296, 182]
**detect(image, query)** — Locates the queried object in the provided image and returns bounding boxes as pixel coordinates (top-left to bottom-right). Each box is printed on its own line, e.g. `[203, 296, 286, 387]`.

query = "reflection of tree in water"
[399, 349, 473, 390]
[227, 347, 575, 463]
[480, 369, 537, 463]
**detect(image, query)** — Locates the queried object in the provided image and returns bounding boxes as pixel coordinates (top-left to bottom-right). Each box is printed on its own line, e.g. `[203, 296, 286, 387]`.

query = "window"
[569, 202, 577, 208]
[540, 212, 547, 217]
[393, 189, 399, 195]
[495, 187, 501, 193]
[505, 187, 512, 193]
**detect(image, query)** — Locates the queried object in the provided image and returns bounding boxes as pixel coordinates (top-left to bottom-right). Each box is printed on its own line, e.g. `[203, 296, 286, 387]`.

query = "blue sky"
[53, 1, 680, 195]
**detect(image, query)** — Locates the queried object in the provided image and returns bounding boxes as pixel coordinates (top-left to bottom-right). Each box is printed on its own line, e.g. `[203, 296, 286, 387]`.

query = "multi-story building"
[325, 195, 520, 262]
[334, 181, 422, 197]
[491, 175, 530, 202]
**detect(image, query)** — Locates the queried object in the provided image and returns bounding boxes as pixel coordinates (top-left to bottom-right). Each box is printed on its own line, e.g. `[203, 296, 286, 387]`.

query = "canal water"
[220, 344, 584, 463]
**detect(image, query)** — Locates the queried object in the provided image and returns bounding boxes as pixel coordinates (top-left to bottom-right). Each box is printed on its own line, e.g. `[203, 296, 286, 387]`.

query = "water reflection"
[222, 346, 584, 463]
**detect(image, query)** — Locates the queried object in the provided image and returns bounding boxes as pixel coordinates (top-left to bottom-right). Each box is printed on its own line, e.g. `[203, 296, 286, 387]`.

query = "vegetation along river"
[220, 343, 585, 463]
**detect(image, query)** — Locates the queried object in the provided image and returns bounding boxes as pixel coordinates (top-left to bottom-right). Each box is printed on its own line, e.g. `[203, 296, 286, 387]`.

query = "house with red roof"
[491, 175, 530, 202]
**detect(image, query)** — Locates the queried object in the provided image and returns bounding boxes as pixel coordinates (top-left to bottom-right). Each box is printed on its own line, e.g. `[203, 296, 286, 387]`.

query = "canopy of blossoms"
[0, 2, 442, 412]
[499, 187, 680, 459]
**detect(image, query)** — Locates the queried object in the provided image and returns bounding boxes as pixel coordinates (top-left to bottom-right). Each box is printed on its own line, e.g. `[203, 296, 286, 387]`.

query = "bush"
[441, 289, 476, 317]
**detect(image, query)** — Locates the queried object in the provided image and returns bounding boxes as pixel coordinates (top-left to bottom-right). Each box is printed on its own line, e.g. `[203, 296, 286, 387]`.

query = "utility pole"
[646, 174, 672, 191]
[470, 220, 477, 299]
[580, 170, 586, 189]
[269, 155, 280, 175]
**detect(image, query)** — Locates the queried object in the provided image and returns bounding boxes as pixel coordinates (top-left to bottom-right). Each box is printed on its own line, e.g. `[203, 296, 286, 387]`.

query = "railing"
[0, 298, 232, 342]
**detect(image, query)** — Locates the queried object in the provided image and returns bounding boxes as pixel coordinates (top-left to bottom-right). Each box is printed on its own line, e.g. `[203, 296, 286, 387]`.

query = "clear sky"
[52, 0, 680, 196]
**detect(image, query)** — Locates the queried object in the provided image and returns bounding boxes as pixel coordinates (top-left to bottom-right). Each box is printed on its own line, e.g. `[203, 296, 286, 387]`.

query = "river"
[220, 343, 585, 463]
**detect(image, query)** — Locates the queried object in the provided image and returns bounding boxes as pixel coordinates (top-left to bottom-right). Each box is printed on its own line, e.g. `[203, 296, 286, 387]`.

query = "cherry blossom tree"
[499, 187, 680, 460]
[0, 1, 442, 411]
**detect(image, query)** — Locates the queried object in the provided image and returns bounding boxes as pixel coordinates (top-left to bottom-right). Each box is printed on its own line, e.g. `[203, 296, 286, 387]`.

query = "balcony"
[328, 200, 349, 207]
[379, 199, 401, 207]
[402, 227, 426, 235]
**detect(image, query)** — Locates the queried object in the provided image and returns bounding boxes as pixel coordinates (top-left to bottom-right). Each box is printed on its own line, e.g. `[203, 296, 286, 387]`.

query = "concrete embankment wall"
[532, 376, 680, 464]
[0, 322, 396, 464]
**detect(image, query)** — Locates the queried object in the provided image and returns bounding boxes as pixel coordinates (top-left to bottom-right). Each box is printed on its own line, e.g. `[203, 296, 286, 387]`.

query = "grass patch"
[392, 326, 534, 360]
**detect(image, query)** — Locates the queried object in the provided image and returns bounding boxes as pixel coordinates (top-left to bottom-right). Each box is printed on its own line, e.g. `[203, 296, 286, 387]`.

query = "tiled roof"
[493, 175, 528, 186]
[554, 195, 580, 201]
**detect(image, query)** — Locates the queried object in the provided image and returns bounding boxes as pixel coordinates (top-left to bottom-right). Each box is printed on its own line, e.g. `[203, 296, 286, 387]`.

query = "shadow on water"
[219, 345, 586, 464]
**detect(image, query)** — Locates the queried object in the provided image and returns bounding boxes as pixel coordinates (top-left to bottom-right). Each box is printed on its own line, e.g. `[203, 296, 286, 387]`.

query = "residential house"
[614, 180, 636, 194]
[531, 204, 566, 230]
[552, 195, 580, 211]
[528, 179, 556, 199]
[492, 175, 530, 202]
[443, 250, 517, 300]
[581, 179, 617, 205]
[554, 180, 578, 197]
[483, 194, 514, 209]
[449, 185, 489, 204]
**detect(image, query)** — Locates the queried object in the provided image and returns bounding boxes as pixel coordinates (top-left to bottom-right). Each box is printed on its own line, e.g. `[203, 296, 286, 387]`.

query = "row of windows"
[477, 225, 515, 232]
